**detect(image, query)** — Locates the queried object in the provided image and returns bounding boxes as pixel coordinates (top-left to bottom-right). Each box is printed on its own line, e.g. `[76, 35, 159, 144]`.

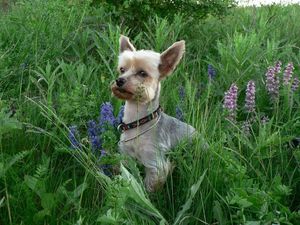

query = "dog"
[111, 35, 196, 192]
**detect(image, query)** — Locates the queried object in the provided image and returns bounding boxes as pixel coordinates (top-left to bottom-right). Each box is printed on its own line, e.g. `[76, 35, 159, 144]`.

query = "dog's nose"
[116, 78, 126, 87]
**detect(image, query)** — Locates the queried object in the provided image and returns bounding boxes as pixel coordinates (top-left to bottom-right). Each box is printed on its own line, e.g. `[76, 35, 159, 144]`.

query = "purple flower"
[274, 61, 282, 74]
[242, 121, 251, 136]
[261, 116, 269, 125]
[101, 164, 112, 177]
[283, 62, 294, 85]
[20, 62, 29, 70]
[291, 77, 299, 92]
[99, 102, 116, 132]
[175, 105, 184, 121]
[223, 83, 238, 121]
[98, 150, 112, 176]
[178, 85, 185, 102]
[100, 149, 106, 157]
[68, 125, 80, 149]
[87, 120, 102, 150]
[116, 105, 124, 125]
[208, 64, 216, 80]
[245, 80, 256, 113]
[195, 82, 205, 99]
[265, 66, 279, 101]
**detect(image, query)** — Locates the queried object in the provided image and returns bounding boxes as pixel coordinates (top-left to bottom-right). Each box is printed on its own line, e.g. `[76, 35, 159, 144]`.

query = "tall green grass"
[0, 1, 300, 224]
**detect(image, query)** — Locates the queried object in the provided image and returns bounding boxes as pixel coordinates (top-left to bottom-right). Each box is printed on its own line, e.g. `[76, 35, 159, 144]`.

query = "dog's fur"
[111, 36, 196, 192]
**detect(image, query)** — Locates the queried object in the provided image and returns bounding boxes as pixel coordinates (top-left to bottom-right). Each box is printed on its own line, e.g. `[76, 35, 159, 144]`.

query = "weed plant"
[0, 1, 300, 224]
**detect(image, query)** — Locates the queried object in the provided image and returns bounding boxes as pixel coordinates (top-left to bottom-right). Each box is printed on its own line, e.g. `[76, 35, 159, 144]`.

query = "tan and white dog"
[111, 36, 196, 192]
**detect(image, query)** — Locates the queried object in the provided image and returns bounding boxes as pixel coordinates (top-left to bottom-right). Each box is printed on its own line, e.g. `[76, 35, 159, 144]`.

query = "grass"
[0, 1, 300, 224]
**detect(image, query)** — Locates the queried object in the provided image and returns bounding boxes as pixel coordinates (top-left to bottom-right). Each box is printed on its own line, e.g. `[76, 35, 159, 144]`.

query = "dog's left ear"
[159, 40, 185, 79]
[120, 35, 136, 53]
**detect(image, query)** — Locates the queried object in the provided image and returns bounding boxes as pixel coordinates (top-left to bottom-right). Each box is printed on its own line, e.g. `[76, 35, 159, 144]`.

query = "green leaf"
[34, 209, 51, 222]
[229, 195, 253, 208]
[0, 108, 22, 135]
[213, 201, 225, 225]
[245, 221, 260, 225]
[120, 164, 167, 223]
[97, 209, 122, 224]
[173, 169, 207, 225]
[41, 193, 57, 210]
[0, 163, 4, 178]
[0, 151, 30, 179]
[24, 175, 46, 197]
[0, 197, 5, 208]
[73, 182, 88, 199]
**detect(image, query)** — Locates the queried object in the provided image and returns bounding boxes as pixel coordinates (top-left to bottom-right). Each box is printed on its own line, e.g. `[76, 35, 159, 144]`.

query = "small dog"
[111, 35, 196, 192]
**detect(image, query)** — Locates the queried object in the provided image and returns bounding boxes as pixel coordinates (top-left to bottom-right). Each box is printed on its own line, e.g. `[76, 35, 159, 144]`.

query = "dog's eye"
[138, 70, 147, 77]
[120, 67, 125, 73]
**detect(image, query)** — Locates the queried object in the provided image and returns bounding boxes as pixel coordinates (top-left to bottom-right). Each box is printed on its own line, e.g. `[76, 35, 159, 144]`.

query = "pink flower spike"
[283, 62, 294, 86]
[274, 61, 282, 74]
[223, 83, 238, 121]
[245, 80, 256, 113]
[265, 66, 279, 101]
[291, 77, 299, 92]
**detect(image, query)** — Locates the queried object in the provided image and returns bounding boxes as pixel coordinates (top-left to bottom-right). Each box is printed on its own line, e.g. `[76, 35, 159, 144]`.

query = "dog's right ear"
[119, 35, 136, 53]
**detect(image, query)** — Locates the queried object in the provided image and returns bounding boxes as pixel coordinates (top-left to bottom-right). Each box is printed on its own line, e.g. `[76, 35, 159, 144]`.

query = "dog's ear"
[119, 35, 136, 53]
[159, 40, 185, 79]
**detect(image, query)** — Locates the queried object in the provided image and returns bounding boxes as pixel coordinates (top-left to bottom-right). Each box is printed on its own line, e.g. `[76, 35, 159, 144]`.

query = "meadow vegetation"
[0, 0, 300, 224]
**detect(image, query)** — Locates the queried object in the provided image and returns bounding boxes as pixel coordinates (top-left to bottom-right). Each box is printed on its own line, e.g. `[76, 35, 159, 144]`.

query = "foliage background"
[0, 0, 299, 224]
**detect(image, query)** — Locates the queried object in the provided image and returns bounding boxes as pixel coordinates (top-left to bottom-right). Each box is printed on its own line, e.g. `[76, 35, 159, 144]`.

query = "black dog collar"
[117, 105, 162, 132]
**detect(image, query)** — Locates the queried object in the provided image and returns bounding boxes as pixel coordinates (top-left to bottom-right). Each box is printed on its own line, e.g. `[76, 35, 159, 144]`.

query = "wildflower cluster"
[68, 102, 124, 176]
[223, 61, 299, 135]
[265, 61, 299, 101]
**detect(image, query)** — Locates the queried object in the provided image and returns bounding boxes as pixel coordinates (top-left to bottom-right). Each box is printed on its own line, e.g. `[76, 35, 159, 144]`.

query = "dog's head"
[111, 35, 185, 103]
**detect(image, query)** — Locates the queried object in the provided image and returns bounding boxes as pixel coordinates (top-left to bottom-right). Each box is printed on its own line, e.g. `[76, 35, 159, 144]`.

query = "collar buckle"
[117, 124, 123, 133]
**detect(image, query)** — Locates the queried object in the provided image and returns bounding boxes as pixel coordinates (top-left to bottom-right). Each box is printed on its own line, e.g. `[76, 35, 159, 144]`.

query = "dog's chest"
[118, 129, 171, 160]
[118, 113, 195, 160]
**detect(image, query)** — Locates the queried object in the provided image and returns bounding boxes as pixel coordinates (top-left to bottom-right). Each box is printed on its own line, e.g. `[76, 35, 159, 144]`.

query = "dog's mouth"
[111, 83, 134, 100]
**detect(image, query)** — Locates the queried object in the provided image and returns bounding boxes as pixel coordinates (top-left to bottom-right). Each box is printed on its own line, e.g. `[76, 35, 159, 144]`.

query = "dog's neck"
[123, 84, 161, 124]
